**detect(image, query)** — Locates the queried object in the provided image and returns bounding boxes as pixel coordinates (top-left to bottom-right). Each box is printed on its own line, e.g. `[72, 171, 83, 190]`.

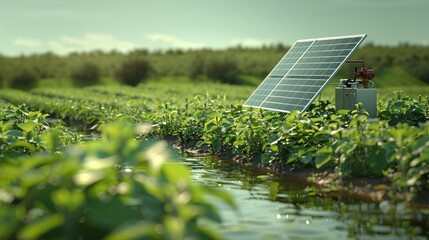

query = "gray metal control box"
[335, 83, 377, 117]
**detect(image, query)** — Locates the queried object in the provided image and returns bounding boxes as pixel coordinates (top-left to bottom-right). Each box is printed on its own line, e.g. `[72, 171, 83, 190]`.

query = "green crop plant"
[178, 96, 209, 141]
[281, 110, 335, 169]
[387, 122, 429, 195]
[378, 91, 428, 126]
[233, 108, 282, 161]
[0, 121, 235, 239]
[201, 109, 236, 153]
[0, 104, 82, 159]
[333, 115, 390, 177]
[1, 83, 429, 199]
[155, 102, 182, 138]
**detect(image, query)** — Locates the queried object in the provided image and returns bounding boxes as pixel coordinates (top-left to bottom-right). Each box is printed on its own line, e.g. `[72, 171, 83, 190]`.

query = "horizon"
[2, 41, 428, 58]
[2, 0, 428, 56]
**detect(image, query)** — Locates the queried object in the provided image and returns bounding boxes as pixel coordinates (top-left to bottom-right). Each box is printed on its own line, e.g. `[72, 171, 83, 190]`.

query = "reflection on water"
[183, 157, 429, 240]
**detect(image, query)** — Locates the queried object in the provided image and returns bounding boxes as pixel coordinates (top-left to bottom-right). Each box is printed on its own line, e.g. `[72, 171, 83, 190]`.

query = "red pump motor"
[348, 60, 375, 88]
[335, 60, 377, 117]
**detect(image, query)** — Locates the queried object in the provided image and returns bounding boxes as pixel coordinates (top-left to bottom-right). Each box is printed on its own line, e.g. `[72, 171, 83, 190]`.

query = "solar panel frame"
[243, 34, 367, 113]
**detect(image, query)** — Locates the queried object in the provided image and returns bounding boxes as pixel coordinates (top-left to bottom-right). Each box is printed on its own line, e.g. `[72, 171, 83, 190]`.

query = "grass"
[374, 66, 427, 88]
[22, 74, 429, 106]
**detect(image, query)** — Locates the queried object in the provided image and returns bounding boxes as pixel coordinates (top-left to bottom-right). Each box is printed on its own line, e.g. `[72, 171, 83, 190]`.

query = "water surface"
[184, 157, 429, 239]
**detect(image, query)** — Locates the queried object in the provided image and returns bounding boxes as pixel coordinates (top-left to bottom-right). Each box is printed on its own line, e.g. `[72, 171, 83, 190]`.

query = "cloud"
[231, 38, 274, 48]
[11, 34, 278, 55]
[13, 38, 42, 48]
[419, 40, 429, 46]
[47, 33, 136, 54]
[12, 33, 136, 54]
[145, 34, 204, 49]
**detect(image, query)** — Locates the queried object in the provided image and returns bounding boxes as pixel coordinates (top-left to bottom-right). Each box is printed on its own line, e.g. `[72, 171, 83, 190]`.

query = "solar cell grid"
[244, 34, 366, 113]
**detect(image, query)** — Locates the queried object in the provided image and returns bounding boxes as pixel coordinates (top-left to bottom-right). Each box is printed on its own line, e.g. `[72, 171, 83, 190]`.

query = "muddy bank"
[165, 137, 428, 208]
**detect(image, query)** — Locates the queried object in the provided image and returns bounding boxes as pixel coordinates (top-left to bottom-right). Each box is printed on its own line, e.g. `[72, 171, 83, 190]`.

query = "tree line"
[1, 43, 428, 89]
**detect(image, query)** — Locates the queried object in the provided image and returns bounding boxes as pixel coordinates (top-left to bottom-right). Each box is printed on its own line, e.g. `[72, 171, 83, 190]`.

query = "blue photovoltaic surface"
[244, 34, 366, 113]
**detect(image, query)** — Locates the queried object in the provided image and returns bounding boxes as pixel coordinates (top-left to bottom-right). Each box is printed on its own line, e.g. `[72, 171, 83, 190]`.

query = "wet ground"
[184, 157, 429, 239]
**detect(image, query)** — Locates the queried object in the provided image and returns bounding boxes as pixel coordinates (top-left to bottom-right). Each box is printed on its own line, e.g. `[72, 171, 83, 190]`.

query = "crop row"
[0, 101, 235, 239]
[0, 101, 82, 159]
[1, 84, 428, 198]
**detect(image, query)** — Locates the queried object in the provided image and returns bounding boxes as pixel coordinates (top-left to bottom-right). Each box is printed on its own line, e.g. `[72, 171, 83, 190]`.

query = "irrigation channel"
[182, 157, 429, 239]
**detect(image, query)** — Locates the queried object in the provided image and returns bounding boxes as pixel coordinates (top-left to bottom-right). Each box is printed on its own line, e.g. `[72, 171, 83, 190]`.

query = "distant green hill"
[1, 44, 428, 89]
[372, 66, 427, 88]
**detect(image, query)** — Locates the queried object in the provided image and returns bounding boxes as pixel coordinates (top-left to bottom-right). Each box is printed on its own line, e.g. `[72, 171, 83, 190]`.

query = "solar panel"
[244, 34, 367, 113]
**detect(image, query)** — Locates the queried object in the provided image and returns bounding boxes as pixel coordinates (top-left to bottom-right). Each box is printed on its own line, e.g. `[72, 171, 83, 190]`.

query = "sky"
[1, 0, 428, 56]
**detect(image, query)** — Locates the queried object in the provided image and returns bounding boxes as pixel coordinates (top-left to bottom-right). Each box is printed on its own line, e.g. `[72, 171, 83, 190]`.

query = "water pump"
[335, 60, 377, 117]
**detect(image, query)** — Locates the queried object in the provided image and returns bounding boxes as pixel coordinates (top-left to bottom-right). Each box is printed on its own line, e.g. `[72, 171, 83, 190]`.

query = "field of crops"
[1, 81, 429, 239]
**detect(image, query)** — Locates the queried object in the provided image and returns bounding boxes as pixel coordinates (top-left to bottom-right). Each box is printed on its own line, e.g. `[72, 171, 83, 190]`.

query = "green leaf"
[211, 138, 221, 152]
[2, 150, 25, 159]
[51, 188, 84, 211]
[11, 140, 36, 152]
[105, 221, 156, 240]
[312, 132, 330, 142]
[17, 213, 64, 239]
[315, 153, 332, 169]
[391, 101, 404, 110]
[270, 144, 279, 153]
[88, 198, 142, 229]
[161, 163, 190, 182]
[337, 109, 350, 116]
[316, 147, 333, 154]
[411, 135, 429, 155]
[73, 170, 105, 187]
[6, 129, 24, 138]
[368, 149, 388, 175]
[0, 121, 12, 132]
[164, 216, 185, 239]
[297, 149, 306, 158]
[260, 153, 271, 163]
[19, 122, 38, 132]
[299, 155, 313, 165]
[205, 122, 216, 131]
[407, 176, 419, 186]
[42, 129, 61, 152]
[0, 205, 24, 239]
